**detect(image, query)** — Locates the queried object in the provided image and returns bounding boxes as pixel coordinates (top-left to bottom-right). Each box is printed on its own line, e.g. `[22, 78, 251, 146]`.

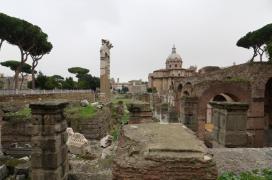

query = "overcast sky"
[0, 0, 271, 82]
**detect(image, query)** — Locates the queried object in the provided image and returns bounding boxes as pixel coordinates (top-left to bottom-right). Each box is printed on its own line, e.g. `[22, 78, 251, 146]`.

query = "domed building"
[148, 45, 196, 95]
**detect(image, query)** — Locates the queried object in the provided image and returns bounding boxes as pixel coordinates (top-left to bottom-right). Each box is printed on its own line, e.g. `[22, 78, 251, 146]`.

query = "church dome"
[166, 45, 183, 69]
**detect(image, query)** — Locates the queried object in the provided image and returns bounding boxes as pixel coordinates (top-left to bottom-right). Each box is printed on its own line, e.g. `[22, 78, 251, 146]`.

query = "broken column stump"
[113, 123, 218, 180]
[30, 101, 69, 180]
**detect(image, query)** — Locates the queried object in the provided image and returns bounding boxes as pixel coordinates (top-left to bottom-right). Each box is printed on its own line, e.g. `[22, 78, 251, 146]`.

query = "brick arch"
[197, 82, 251, 122]
[195, 82, 251, 139]
[184, 82, 193, 95]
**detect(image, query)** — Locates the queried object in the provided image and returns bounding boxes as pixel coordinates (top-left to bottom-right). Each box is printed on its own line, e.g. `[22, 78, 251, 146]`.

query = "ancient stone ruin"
[100, 39, 113, 104]
[113, 123, 218, 180]
[30, 101, 69, 180]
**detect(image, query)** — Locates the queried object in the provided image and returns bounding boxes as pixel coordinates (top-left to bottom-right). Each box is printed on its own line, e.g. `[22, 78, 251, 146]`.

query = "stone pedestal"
[113, 123, 218, 179]
[30, 101, 69, 180]
[180, 97, 198, 131]
[209, 101, 249, 147]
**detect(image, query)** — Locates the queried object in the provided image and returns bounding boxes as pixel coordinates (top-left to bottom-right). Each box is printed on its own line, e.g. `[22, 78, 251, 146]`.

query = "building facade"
[148, 45, 196, 95]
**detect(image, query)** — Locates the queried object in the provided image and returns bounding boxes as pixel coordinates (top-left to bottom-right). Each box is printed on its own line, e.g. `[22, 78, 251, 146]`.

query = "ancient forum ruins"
[100, 39, 113, 103]
[148, 46, 272, 147]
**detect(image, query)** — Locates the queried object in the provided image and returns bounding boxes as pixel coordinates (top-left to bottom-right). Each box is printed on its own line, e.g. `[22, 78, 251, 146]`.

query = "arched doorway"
[206, 93, 235, 123]
[183, 91, 190, 97]
[265, 78, 272, 146]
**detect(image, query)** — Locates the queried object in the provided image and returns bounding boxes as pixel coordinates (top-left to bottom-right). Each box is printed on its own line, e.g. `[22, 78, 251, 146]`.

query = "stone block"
[31, 135, 62, 152]
[0, 165, 8, 180]
[247, 129, 265, 147]
[218, 130, 248, 147]
[219, 114, 247, 131]
[113, 123, 217, 179]
[32, 168, 62, 180]
[32, 149, 63, 169]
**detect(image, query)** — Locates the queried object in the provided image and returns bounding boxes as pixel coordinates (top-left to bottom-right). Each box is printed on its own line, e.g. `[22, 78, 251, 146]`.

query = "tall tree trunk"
[258, 46, 265, 62]
[250, 47, 258, 62]
[31, 60, 37, 89]
[0, 39, 4, 52]
[31, 57, 41, 90]
[31, 70, 35, 89]
[20, 73, 24, 90]
[14, 66, 21, 90]
[15, 47, 29, 89]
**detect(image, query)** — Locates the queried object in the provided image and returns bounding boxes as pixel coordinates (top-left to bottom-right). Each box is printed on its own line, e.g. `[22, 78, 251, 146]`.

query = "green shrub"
[218, 169, 272, 180]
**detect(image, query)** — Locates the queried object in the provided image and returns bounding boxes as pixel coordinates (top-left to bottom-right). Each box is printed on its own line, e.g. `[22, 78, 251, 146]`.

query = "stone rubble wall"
[68, 107, 112, 140]
[1, 119, 32, 151]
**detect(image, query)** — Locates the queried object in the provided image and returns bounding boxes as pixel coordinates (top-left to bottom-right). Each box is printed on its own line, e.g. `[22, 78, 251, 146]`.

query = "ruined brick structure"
[113, 123, 218, 179]
[172, 63, 272, 147]
[30, 101, 69, 180]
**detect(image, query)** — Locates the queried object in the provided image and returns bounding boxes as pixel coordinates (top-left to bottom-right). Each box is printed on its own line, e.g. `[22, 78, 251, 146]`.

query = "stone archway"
[206, 93, 235, 124]
[183, 91, 190, 97]
[265, 77, 272, 146]
[196, 82, 251, 139]
[184, 82, 193, 95]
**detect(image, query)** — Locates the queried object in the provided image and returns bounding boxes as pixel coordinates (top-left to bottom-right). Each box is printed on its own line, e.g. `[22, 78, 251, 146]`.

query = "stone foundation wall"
[0, 92, 95, 105]
[1, 118, 32, 153]
[67, 107, 112, 140]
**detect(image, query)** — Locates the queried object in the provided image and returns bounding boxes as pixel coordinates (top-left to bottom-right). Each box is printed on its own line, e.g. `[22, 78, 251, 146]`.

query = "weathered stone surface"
[210, 101, 249, 147]
[113, 123, 217, 180]
[100, 135, 113, 148]
[100, 39, 113, 103]
[80, 99, 89, 107]
[30, 100, 69, 180]
[67, 132, 88, 155]
[67, 107, 112, 140]
[210, 148, 272, 175]
[0, 164, 8, 180]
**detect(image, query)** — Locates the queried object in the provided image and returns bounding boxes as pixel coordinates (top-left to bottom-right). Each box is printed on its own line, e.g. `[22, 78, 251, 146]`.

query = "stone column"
[30, 101, 69, 180]
[100, 39, 113, 104]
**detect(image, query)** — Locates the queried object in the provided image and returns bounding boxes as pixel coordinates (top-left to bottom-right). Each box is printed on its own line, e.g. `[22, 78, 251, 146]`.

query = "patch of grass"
[111, 127, 120, 142]
[65, 105, 97, 119]
[111, 109, 130, 141]
[5, 107, 31, 120]
[76, 153, 97, 161]
[218, 169, 272, 180]
[6, 159, 27, 167]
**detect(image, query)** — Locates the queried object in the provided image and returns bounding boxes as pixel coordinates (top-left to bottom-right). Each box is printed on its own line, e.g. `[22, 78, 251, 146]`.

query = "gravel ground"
[209, 148, 272, 175]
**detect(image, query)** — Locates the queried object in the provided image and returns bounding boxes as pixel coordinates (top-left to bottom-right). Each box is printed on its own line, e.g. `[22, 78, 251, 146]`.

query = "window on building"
[175, 64, 177, 67]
